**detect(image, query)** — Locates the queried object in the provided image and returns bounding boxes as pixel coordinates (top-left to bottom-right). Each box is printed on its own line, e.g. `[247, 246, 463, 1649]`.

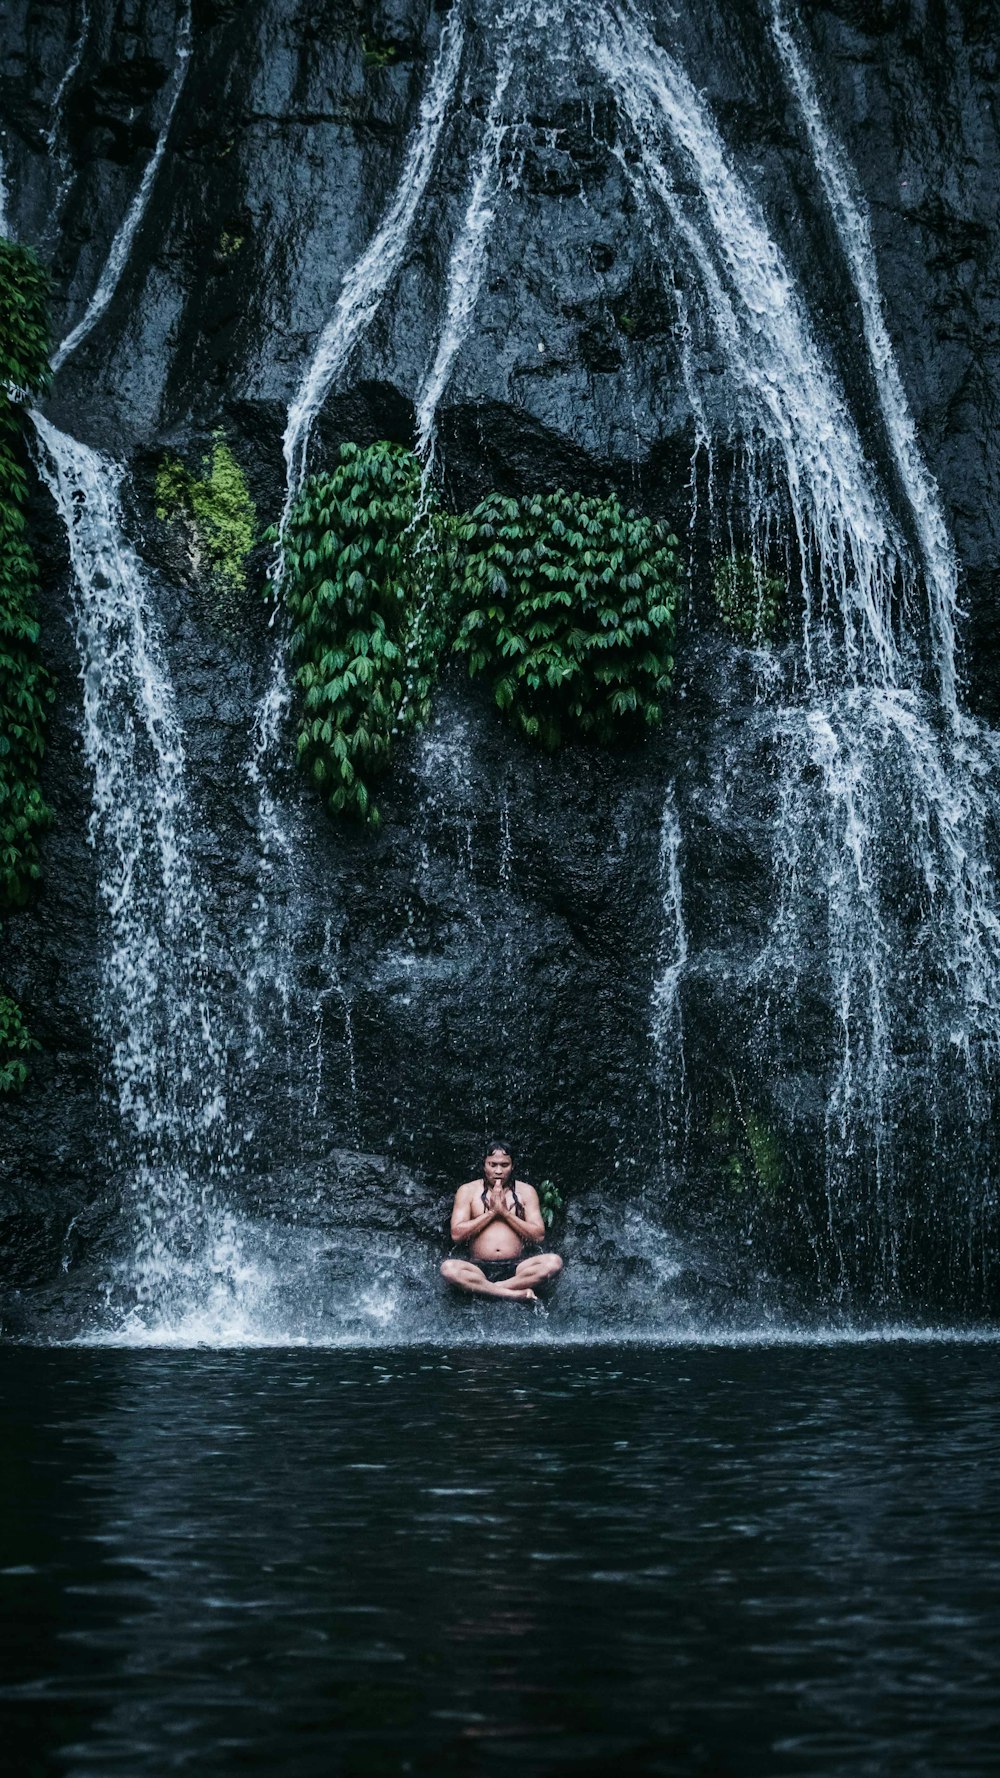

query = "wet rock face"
[2, 0, 1000, 1323]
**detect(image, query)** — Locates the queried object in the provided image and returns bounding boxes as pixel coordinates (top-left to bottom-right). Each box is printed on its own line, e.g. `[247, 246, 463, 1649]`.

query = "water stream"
[30, 416, 241, 1324]
[414, 8, 522, 461]
[588, 0, 1000, 1296]
[244, 7, 468, 1129]
[49, 0, 192, 373]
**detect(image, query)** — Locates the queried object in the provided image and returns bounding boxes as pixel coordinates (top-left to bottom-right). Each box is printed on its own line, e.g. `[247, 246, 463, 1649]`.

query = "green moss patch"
[156, 431, 257, 603]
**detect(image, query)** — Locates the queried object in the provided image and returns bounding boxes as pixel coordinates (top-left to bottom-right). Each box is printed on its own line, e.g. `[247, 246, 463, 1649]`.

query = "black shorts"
[472, 1258, 524, 1284]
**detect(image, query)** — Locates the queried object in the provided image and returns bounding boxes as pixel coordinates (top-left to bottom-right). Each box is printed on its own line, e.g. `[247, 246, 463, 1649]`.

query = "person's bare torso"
[466, 1179, 527, 1260]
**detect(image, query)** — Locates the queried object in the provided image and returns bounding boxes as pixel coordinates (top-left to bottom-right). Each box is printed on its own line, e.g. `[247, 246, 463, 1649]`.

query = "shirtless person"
[440, 1142, 563, 1304]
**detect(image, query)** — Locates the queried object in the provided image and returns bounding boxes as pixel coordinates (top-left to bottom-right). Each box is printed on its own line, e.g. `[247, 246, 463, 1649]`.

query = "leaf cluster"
[0, 990, 39, 1095]
[0, 241, 53, 1092]
[453, 489, 683, 749]
[155, 431, 257, 601]
[537, 1178, 565, 1229]
[709, 1098, 786, 1202]
[275, 442, 451, 825]
[710, 552, 787, 646]
[362, 33, 397, 67]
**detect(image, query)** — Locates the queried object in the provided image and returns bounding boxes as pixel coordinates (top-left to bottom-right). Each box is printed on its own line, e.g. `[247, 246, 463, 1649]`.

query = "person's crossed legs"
[440, 1253, 563, 1303]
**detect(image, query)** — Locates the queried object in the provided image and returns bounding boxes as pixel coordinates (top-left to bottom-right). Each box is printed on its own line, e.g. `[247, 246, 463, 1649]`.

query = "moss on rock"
[155, 431, 257, 606]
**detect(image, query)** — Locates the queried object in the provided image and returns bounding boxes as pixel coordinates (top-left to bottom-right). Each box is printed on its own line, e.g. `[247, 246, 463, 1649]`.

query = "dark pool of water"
[2, 1343, 999, 1776]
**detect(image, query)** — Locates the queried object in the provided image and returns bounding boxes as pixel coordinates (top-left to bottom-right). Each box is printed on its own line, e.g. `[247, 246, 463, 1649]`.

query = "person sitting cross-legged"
[440, 1141, 563, 1305]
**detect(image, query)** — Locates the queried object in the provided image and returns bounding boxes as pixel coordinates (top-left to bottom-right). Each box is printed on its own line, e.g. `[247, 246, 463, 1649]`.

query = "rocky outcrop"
[2, 0, 999, 1328]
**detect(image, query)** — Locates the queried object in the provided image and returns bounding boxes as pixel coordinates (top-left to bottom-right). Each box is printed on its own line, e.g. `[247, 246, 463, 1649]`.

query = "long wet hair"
[481, 1140, 525, 1219]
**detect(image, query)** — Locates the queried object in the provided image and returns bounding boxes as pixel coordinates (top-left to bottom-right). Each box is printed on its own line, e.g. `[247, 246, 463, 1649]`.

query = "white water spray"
[51, 1, 191, 373]
[770, 2, 959, 712]
[31, 414, 243, 1318]
[0, 138, 10, 238]
[415, 16, 521, 460]
[589, 1, 905, 689]
[245, 8, 466, 1106]
[281, 7, 465, 509]
[44, 1, 92, 226]
[651, 786, 687, 1161]
[585, 1, 1000, 1286]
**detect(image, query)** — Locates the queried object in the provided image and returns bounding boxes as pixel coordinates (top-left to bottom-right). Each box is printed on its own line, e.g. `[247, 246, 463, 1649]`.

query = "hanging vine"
[276, 446, 687, 824]
[273, 442, 452, 825]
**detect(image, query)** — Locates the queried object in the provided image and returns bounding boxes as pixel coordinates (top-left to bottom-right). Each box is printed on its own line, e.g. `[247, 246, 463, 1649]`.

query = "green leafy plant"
[362, 34, 397, 68]
[537, 1179, 565, 1229]
[710, 552, 786, 645]
[155, 431, 256, 599]
[0, 240, 54, 1092]
[275, 442, 452, 825]
[0, 992, 39, 1094]
[453, 489, 684, 748]
[710, 1086, 785, 1203]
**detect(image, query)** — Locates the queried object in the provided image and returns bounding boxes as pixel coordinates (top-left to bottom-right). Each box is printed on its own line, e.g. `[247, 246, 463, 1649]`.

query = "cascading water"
[588, 0, 1000, 1300]
[589, 4, 906, 682]
[414, 10, 522, 462]
[769, 1, 959, 709]
[651, 786, 687, 1169]
[12, 0, 1000, 1338]
[43, 0, 92, 232]
[50, 0, 192, 373]
[30, 415, 244, 1326]
[0, 141, 10, 238]
[280, 8, 465, 508]
[244, 8, 467, 1118]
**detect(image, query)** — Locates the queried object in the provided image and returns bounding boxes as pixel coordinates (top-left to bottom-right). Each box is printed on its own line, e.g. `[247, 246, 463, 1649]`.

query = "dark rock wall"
[2, 0, 999, 1319]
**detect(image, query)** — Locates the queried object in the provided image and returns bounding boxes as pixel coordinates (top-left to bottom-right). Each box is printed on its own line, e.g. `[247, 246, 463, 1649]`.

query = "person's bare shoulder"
[455, 1178, 483, 1202]
[516, 1179, 539, 1204]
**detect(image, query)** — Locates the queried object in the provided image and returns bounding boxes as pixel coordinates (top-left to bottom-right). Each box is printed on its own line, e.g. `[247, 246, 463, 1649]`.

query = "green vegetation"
[454, 490, 683, 749]
[710, 1090, 786, 1202]
[275, 442, 451, 826]
[362, 34, 397, 68]
[217, 230, 244, 261]
[0, 993, 38, 1095]
[274, 447, 686, 824]
[537, 1179, 565, 1229]
[155, 431, 256, 601]
[0, 240, 54, 1093]
[710, 552, 786, 646]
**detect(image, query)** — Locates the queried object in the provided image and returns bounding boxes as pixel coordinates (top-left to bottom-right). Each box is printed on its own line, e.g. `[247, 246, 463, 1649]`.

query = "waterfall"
[31, 415, 243, 1323]
[586, 1, 1000, 1292]
[0, 136, 11, 237]
[46, 3, 92, 147]
[44, 1, 92, 227]
[245, 7, 466, 1117]
[770, 2, 959, 712]
[589, 2, 906, 688]
[280, 7, 465, 508]
[50, 0, 192, 373]
[415, 14, 521, 461]
[651, 787, 687, 1167]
